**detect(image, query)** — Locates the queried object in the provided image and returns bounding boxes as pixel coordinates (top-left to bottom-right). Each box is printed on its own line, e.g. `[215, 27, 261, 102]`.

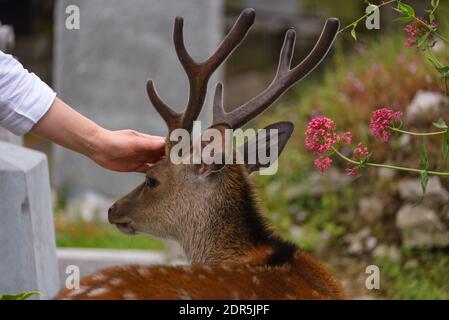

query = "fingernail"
[159, 138, 166, 144]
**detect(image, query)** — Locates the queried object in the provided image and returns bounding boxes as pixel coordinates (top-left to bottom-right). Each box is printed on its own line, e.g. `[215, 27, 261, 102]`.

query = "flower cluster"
[305, 117, 358, 175]
[345, 143, 370, 177]
[314, 156, 332, 174]
[305, 117, 338, 154]
[403, 19, 437, 47]
[306, 108, 405, 176]
[369, 108, 403, 143]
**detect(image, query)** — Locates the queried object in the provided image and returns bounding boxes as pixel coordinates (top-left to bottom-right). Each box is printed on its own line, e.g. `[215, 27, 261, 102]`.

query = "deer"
[56, 8, 344, 300]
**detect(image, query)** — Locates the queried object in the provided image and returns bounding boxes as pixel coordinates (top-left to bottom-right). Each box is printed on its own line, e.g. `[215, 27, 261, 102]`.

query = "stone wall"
[0, 142, 60, 298]
[53, 0, 223, 197]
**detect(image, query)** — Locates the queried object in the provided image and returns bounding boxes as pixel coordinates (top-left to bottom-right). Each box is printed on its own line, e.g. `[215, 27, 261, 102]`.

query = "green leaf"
[0, 291, 41, 300]
[433, 118, 448, 129]
[359, 153, 372, 168]
[420, 170, 429, 194]
[396, 2, 416, 17]
[350, 23, 358, 40]
[419, 137, 429, 194]
[427, 53, 444, 69]
[396, 16, 414, 23]
[416, 32, 431, 50]
[431, 0, 440, 9]
[437, 66, 449, 76]
[443, 129, 449, 161]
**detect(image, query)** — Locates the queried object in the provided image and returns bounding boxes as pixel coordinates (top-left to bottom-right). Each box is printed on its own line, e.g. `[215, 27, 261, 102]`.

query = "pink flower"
[338, 132, 353, 145]
[404, 20, 437, 47]
[345, 167, 359, 177]
[314, 156, 332, 174]
[369, 108, 402, 143]
[354, 143, 369, 158]
[305, 117, 338, 154]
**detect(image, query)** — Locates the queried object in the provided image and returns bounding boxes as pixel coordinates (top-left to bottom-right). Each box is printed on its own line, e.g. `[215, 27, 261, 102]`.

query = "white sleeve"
[0, 50, 56, 135]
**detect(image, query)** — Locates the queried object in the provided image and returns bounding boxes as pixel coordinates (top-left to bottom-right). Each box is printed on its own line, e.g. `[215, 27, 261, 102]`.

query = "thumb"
[134, 134, 166, 151]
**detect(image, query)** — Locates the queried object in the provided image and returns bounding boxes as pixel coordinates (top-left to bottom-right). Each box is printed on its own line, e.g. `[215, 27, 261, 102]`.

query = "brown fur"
[57, 250, 343, 300]
[56, 163, 345, 300]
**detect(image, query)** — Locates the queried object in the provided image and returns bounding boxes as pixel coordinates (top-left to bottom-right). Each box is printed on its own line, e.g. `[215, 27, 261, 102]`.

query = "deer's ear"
[198, 161, 225, 177]
[238, 121, 294, 175]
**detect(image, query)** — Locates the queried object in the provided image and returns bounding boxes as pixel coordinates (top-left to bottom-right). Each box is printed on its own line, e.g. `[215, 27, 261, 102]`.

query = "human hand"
[90, 129, 165, 173]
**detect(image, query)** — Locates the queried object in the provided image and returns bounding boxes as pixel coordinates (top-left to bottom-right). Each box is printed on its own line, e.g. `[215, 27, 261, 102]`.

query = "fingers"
[134, 163, 151, 173]
[134, 133, 166, 155]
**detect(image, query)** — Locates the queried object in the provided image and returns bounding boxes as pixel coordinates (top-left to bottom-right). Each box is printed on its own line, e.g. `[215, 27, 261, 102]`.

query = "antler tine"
[212, 17, 340, 129]
[146, 9, 255, 133]
[212, 82, 225, 124]
[174, 8, 256, 132]
[146, 80, 182, 132]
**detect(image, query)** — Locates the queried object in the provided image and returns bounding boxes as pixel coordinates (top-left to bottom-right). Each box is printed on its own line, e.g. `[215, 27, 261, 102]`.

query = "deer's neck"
[178, 172, 297, 266]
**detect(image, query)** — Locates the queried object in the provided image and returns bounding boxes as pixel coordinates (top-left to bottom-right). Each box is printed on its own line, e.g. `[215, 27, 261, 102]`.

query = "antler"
[147, 8, 256, 132]
[212, 18, 340, 129]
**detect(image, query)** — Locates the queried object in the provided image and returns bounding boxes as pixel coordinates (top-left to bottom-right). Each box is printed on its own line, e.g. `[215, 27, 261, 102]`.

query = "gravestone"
[0, 21, 14, 52]
[0, 142, 60, 298]
[53, 0, 223, 197]
[0, 129, 22, 145]
[244, 0, 299, 17]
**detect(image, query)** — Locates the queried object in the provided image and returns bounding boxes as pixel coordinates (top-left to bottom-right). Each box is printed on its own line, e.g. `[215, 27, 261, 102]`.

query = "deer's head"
[108, 9, 339, 255]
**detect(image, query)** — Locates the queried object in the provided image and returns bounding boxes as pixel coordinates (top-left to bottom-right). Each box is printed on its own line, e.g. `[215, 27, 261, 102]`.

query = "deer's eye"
[146, 177, 160, 189]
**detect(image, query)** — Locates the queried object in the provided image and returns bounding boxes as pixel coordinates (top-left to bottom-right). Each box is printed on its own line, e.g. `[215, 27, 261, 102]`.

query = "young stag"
[56, 9, 344, 300]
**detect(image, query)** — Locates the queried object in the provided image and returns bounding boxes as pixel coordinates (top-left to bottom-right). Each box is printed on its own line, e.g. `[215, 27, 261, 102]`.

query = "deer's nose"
[108, 205, 115, 216]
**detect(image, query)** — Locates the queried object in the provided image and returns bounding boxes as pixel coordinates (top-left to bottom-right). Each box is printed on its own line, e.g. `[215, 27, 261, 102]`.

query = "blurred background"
[1, 0, 449, 299]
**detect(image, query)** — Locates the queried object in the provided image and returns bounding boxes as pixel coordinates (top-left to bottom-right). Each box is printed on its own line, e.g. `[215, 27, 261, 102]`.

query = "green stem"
[331, 146, 449, 176]
[412, 16, 449, 44]
[389, 127, 447, 136]
[435, 32, 449, 44]
[338, 0, 396, 34]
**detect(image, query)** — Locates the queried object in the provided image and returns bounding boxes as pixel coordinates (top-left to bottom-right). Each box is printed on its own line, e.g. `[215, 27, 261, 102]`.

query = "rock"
[405, 90, 449, 125]
[398, 134, 411, 147]
[378, 167, 396, 181]
[293, 169, 351, 197]
[365, 236, 378, 251]
[289, 225, 302, 240]
[404, 259, 418, 269]
[358, 196, 385, 224]
[372, 244, 401, 262]
[0, 142, 60, 298]
[66, 191, 114, 223]
[398, 177, 449, 208]
[344, 228, 371, 255]
[347, 241, 364, 255]
[396, 204, 449, 248]
[439, 204, 449, 229]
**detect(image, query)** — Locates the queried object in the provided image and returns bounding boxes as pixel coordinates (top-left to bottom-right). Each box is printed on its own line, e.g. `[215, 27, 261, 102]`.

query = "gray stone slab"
[56, 248, 169, 289]
[0, 142, 59, 298]
[0, 128, 22, 145]
[53, 0, 223, 197]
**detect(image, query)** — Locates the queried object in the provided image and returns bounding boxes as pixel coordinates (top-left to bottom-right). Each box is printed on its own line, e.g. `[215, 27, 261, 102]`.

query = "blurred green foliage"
[254, 16, 449, 298]
[375, 249, 449, 299]
[55, 218, 164, 250]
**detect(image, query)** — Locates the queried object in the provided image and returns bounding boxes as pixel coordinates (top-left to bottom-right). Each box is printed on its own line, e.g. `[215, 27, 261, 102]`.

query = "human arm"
[31, 97, 165, 173]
